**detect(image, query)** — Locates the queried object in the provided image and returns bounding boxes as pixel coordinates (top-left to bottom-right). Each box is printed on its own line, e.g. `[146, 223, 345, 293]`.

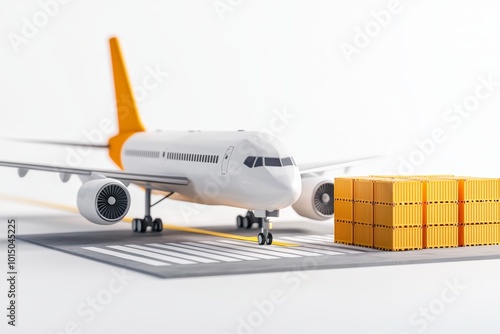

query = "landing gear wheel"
[266, 232, 273, 245]
[153, 218, 163, 232]
[243, 217, 252, 229]
[258, 233, 266, 245]
[236, 215, 243, 228]
[132, 218, 139, 232]
[137, 219, 147, 233]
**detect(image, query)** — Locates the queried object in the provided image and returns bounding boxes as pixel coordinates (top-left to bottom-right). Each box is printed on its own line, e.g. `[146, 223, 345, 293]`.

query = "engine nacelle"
[292, 177, 334, 220]
[77, 179, 131, 225]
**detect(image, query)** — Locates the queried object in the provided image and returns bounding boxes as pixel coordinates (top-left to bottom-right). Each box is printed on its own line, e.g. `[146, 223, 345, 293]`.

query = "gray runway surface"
[19, 226, 500, 279]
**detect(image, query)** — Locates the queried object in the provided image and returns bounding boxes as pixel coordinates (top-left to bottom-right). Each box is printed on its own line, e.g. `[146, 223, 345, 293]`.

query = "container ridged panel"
[354, 223, 373, 247]
[374, 226, 422, 251]
[354, 179, 374, 202]
[426, 203, 458, 226]
[334, 200, 353, 221]
[334, 220, 353, 244]
[453, 178, 500, 202]
[423, 179, 459, 203]
[377, 177, 458, 203]
[462, 202, 499, 224]
[369, 175, 455, 179]
[354, 202, 373, 225]
[334, 178, 354, 201]
[374, 179, 423, 204]
[374, 204, 422, 227]
[424, 225, 458, 249]
[460, 224, 499, 246]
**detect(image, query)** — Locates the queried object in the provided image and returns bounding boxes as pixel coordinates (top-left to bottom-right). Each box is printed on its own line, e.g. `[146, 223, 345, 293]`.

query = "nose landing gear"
[257, 218, 273, 245]
[237, 210, 278, 245]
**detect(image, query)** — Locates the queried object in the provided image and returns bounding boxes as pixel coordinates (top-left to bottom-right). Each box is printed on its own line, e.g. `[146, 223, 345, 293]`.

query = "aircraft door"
[161, 149, 168, 164]
[221, 146, 234, 175]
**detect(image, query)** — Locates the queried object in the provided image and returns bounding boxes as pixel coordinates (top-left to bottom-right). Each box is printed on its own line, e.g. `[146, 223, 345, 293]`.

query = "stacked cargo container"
[372, 179, 423, 251]
[333, 177, 354, 244]
[334, 175, 500, 250]
[452, 178, 500, 246]
[419, 179, 459, 248]
[353, 178, 375, 247]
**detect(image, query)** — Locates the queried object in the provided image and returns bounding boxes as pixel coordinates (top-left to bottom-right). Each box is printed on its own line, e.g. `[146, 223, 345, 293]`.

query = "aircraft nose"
[271, 169, 302, 206]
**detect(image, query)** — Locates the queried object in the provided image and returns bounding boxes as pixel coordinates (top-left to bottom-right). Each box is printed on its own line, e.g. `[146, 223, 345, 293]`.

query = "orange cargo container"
[374, 226, 422, 251]
[334, 177, 354, 201]
[421, 179, 459, 203]
[354, 223, 373, 247]
[424, 225, 458, 249]
[374, 179, 422, 204]
[354, 202, 373, 225]
[460, 223, 499, 246]
[446, 177, 500, 202]
[354, 178, 375, 203]
[377, 177, 458, 203]
[370, 175, 455, 179]
[461, 202, 500, 224]
[425, 203, 458, 226]
[374, 203, 422, 227]
[334, 199, 353, 221]
[334, 220, 353, 244]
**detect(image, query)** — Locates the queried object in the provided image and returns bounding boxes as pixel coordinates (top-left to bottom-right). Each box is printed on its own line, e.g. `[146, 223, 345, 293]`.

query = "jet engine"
[292, 177, 334, 220]
[77, 179, 131, 225]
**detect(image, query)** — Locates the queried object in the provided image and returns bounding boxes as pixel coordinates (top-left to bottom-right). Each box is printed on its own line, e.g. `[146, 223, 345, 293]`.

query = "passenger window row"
[124, 149, 160, 158]
[165, 152, 219, 164]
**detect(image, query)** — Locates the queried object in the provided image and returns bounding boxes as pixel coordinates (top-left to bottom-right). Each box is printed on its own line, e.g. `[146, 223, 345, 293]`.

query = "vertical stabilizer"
[108, 37, 145, 168]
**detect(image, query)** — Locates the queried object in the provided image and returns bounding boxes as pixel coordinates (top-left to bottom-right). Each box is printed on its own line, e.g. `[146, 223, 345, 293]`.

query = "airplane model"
[0, 37, 375, 245]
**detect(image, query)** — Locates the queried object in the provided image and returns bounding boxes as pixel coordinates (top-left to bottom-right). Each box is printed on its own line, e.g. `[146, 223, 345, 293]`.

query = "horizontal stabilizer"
[0, 137, 109, 148]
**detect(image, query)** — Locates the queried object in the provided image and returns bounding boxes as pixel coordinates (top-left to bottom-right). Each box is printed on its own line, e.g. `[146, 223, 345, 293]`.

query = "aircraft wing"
[0, 160, 189, 189]
[299, 156, 380, 175]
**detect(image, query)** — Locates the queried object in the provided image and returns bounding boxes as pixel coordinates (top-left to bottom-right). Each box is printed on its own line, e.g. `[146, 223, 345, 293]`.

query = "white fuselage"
[121, 131, 302, 211]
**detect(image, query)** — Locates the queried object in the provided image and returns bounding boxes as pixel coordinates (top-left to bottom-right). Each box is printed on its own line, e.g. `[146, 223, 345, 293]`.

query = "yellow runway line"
[0, 194, 298, 247]
[0, 194, 80, 214]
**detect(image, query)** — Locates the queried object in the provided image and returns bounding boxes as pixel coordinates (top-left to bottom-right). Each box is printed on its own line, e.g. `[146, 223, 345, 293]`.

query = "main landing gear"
[236, 211, 263, 229]
[132, 188, 171, 233]
[236, 210, 278, 246]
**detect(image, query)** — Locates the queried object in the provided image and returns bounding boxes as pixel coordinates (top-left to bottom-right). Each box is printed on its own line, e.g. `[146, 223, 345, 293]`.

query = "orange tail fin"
[108, 37, 145, 169]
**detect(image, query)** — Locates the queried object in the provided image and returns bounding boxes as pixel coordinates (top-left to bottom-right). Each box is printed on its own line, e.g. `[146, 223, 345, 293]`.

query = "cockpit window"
[244, 156, 296, 168]
[244, 156, 256, 168]
[281, 157, 293, 166]
[265, 157, 282, 167]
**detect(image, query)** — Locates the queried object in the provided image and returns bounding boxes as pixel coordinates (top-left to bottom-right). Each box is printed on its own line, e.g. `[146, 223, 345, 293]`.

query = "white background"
[1, 0, 500, 333]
